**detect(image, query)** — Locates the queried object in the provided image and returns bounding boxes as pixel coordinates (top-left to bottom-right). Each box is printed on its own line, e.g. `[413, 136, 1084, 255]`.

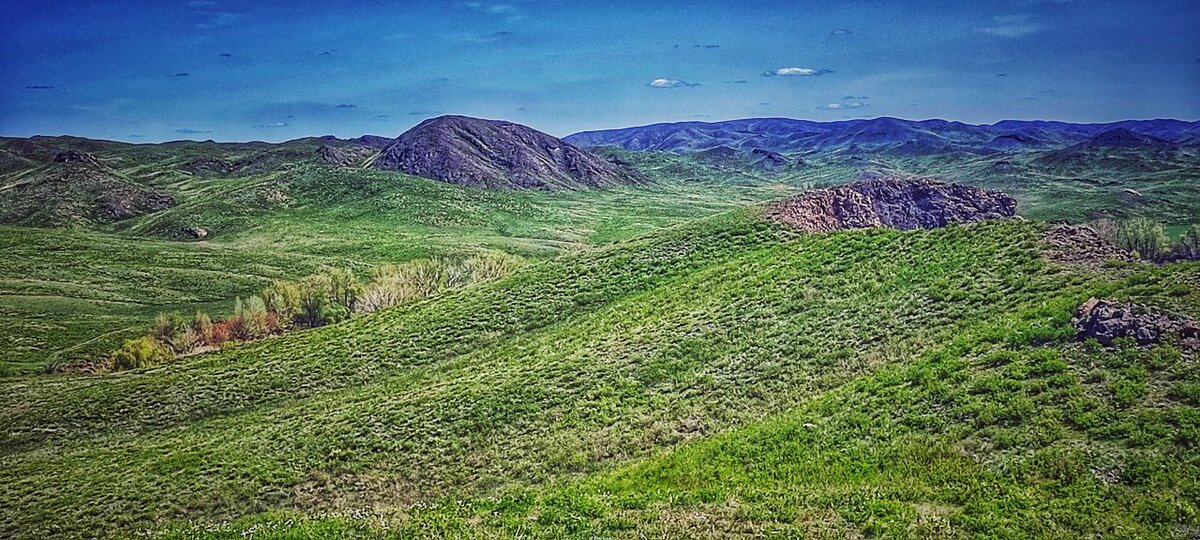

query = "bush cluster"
[103, 253, 522, 371]
[1100, 219, 1200, 262]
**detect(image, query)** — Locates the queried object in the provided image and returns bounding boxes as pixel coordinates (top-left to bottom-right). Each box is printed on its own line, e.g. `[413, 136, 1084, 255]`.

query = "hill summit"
[375, 115, 643, 189]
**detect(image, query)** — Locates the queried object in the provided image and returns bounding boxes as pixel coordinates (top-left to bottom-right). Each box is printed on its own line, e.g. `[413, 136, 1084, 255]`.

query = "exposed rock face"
[1042, 223, 1136, 269]
[54, 151, 101, 165]
[182, 226, 208, 240]
[765, 178, 1017, 233]
[317, 145, 376, 167]
[1073, 298, 1200, 346]
[375, 115, 644, 189]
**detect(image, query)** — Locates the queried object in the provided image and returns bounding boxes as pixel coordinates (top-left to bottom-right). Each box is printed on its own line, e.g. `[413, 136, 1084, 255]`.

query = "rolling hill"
[2, 204, 1198, 538]
[375, 115, 645, 189]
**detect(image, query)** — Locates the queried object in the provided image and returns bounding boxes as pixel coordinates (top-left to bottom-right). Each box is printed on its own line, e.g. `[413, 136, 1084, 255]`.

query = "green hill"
[3, 209, 1197, 538]
[2, 133, 1196, 375]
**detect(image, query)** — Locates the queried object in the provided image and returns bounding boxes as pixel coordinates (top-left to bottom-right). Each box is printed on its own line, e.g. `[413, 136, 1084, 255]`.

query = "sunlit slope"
[2, 211, 1198, 538]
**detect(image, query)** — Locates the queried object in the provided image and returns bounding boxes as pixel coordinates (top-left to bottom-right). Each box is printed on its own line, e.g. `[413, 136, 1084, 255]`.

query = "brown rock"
[1072, 297, 1199, 346]
[764, 178, 1017, 233]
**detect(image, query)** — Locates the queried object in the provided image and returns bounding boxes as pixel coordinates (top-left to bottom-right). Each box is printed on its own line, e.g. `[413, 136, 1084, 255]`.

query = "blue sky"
[2, 0, 1197, 142]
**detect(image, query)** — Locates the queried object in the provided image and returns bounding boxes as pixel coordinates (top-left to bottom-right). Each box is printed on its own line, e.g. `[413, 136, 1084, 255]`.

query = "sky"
[1, 0, 1198, 142]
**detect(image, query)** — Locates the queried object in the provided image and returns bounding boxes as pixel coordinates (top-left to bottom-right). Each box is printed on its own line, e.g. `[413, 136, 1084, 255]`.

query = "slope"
[375, 115, 644, 189]
[3, 209, 1197, 538]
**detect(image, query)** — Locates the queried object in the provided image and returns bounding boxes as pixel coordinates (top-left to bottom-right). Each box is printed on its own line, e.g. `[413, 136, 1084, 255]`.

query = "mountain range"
[563, 117, 1200, 155]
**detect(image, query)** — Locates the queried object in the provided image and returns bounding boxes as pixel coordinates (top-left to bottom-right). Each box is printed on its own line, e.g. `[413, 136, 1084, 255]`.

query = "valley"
[1, 115, 1198, 539]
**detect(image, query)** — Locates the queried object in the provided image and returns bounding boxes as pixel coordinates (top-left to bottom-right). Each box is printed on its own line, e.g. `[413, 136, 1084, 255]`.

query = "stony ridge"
[765, 178, 1017, 233]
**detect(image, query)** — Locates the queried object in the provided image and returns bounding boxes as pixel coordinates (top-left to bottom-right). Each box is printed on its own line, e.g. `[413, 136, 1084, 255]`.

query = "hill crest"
[374, 115, 644, 189]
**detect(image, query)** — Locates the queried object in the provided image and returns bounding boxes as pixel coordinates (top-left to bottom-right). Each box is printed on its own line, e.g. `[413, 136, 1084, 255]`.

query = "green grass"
[0, 160, 805, 374]
[3, 211, 1196, 538]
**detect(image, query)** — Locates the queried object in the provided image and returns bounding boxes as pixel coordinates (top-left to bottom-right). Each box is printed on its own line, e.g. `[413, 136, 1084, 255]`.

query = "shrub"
[296, 274, 351, 327]
[262, 280, 301, 324]
[1174, 225, 1200, 260]
[110, 336, 173, 370]
[318, 266, 362, 311]
[464, 252, 524, 284]
[210, 319, 236, 345]
[151, 312, 189, 348]
[192, 311, 213, 345]
[233, 296, 273, 339]
[1114, 218, 1169, 260]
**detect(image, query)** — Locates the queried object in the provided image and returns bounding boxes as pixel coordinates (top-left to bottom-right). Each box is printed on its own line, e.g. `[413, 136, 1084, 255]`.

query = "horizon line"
[4, 114, 1199, 145]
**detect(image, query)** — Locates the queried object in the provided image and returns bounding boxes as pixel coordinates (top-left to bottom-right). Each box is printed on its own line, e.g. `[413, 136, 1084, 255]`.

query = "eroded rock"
[765, 178, 1016, 233]
[1072, 297, 1200, 346]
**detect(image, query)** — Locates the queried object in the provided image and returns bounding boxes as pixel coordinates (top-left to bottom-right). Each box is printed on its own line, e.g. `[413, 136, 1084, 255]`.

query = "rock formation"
[764, 178, 1017, 233]
[1073, 298, 1200, 346]
[1042, 223, 1136, 269]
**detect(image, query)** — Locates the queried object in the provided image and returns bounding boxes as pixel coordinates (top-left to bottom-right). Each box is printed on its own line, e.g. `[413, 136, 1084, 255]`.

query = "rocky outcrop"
[182, 226, 208, 240]
[765, 178, 1017, 233]
[1072, 298, 1200, 346]
[317, 145, 375, 167]
[375, 115, 645, 189]
[1042, 223, 1136, 269]
[54, 151, 101, 166]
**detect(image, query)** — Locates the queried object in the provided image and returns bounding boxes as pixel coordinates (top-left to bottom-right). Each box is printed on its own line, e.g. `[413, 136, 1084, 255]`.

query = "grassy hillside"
[3, 210, 1196, 538]
[0, 155, 800, 374]
[2, 133, 1196, 374]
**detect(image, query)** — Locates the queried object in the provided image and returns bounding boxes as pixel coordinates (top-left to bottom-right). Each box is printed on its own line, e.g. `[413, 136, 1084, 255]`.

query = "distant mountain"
[1075, 128, 1178, 150]
[375, 115, 644, 189]
[565, 117, 1200, 155]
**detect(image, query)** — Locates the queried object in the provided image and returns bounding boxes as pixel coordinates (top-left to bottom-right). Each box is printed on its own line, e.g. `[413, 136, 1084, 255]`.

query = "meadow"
[3, 210, 1197, 538]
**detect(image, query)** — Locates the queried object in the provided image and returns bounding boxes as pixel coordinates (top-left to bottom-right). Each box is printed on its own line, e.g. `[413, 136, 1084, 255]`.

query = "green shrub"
[233, 296, 273, 339]
[1114, 218, 1169, 260]
[262, 280, 301, 323]
[110, 336, 173, 370]
[192, 311, 213, 345]
[296, 274, 351, 327]
[1175, 225, 1200, 260]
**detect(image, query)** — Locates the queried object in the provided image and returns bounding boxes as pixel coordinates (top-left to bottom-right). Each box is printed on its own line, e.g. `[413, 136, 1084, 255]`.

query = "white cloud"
[979, 14, 1046, 37]
[763, 67, 833, 77]
[778, 67, 817, 76]
[818, 102, 868, 110]
[466, 2, 520, 16]
[648, 78, 699, 88]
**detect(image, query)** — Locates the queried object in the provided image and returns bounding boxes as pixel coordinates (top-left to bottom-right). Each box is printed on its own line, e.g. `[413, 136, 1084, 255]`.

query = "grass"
[0, 159, 802, 374]
[2, 136, 1196, 374]
[3, 210, 1197, 538]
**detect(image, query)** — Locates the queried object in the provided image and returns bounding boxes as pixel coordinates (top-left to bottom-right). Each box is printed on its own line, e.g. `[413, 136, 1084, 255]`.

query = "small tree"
[1114, 218, 1169, 260]
[233, 295, 272, 339]
[296, 274, 350, 327]
[192, 311, 213, 345]
[262, 280, 301, 324]
[1175, 225, 1200, 260]
[111, 336, 173, 370]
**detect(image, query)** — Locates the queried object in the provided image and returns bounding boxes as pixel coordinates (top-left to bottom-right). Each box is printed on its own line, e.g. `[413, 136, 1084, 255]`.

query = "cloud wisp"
[818, 102, 868, 110]
[763, 67, 833, 77]
[979, 14, 1046, 37]
[175, 128, 212, 134]
[648, 78, 700, 88]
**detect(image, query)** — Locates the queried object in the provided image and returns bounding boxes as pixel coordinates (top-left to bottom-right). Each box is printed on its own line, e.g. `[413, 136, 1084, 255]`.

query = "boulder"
[1072, 297, 1200, 346]
[182, 226, 208, 240]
